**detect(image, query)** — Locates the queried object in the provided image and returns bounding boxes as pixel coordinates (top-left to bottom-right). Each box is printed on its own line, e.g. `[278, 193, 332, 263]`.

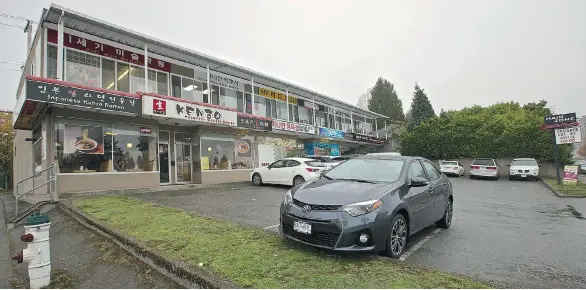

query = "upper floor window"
[65, 49, 100, 87]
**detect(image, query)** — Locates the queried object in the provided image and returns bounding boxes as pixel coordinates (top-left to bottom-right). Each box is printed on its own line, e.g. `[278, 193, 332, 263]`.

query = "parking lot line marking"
[263, 224, 280, 230]
[399, 228, 442, 262]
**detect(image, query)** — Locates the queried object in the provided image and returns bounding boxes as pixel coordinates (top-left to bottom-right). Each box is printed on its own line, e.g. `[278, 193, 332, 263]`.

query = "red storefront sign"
[47, 29, 171, 72]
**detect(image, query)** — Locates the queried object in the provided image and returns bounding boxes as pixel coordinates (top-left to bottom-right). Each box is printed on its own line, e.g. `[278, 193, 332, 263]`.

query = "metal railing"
[13, 163, 59, 217]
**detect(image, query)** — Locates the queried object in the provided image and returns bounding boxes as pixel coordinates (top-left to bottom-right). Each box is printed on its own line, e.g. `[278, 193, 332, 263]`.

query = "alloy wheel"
[294, 176, 305, 186]
[445, 200, 453, 226]
[390, 218, 407, 256]
[253, 174, 261, 185]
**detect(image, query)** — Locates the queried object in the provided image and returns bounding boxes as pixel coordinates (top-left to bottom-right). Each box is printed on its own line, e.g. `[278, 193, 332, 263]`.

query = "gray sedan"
[279, 155, 454, 259]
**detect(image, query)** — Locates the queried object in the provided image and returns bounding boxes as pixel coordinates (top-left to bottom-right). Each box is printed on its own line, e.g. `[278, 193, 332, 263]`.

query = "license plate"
[293, 221, 311, 234]
[521, 174, 526, 177]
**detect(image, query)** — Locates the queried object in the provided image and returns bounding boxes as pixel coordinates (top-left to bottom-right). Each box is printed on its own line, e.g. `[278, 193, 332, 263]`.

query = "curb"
[540, 179, 586, 199]
[60, 181, 251, 199]
[58, 200, 237, 289]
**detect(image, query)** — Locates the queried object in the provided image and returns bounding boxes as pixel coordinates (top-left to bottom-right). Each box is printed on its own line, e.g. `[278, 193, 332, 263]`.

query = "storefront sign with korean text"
[555, 126, 582, 145]
[350, 133, 387, 144]
[237, 115, 272, 131]
[258, 87, 287, 102]
[47, 29, 171, 72]
[272, 120, 300, 132]
[193, 68, 246, 91]
[298, 124, 316, 134]
[26, 78, 141, 114]
[142, 96, 237, 126]
[318, 127, 345, 139]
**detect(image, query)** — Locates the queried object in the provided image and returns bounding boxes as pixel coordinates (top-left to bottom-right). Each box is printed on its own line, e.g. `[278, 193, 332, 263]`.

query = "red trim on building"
[26, 75, 141, 99]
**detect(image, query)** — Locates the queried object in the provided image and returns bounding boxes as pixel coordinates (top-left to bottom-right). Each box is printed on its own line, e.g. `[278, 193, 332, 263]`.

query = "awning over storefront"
[14, 76, 142, 130]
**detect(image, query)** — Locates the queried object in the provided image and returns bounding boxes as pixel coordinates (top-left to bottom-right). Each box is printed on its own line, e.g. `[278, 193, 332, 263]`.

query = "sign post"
[543, 113, 578, 185]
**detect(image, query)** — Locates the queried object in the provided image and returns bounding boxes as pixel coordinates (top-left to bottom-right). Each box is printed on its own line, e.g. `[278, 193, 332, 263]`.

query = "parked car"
[508, 158, 540, 181]
[581, 163, 586, 174]
[251, 158, 327, 187]
[469, 158, 500, 180]
[439, 160, 465, 176]
[279, 154, 453, 259]
[303, 155, 341, 169]
[366, 152, 402, 156]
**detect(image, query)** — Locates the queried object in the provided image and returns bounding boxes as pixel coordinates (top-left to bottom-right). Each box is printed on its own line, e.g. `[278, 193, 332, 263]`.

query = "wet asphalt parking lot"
[129, 177, 586, 288]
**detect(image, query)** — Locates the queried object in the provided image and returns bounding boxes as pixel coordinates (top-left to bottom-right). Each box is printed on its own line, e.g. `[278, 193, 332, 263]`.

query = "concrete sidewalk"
[2, 194, 182, 289]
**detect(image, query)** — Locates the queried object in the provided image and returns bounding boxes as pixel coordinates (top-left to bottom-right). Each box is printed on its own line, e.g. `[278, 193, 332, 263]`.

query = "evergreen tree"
[408, 83, 435, 130]
[367, 77, 405, 129]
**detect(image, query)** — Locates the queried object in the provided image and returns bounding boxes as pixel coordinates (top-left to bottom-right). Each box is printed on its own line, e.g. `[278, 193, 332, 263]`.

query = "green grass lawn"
[73, 196, 491, 289]
[544, 178, 586, 197]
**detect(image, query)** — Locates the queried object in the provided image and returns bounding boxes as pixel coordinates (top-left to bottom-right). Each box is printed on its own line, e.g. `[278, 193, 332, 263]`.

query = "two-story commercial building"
[12, 4, 389, 194]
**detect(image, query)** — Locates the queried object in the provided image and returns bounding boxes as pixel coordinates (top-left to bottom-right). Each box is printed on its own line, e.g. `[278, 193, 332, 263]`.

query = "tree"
[0, 111, 13, 188]
[408, 83, 435, 130]
[400, 100, 572, 163]
[367, 77, 405, 129]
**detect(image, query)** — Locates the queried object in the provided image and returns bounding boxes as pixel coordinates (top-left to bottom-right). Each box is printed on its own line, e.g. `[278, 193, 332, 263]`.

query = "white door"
[265, 160, 286, 183]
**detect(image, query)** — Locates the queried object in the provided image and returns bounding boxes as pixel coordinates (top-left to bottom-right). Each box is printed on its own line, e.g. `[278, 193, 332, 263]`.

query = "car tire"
[384, 214, 408, 259]
[469, 175, 474, 180]
[436, 198, 453, 229]
[293, 176, 305, 187]
[252, 173, 263, 186]
[508, 175, 513, 181]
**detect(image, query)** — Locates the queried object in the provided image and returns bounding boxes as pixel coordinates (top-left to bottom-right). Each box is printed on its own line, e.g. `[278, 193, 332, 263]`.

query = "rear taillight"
[306, 168, 320, 172]
[487, 166, 497, 170]
[471, 166, 480, 169]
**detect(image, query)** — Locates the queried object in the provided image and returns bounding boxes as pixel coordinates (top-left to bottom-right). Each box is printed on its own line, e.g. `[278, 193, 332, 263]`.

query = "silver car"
[469, 158, 500, 180]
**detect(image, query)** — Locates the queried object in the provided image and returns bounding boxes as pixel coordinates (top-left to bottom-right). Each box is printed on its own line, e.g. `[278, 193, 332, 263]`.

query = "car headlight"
[340, 200, 383, 217]
[284, 189, 293, 205]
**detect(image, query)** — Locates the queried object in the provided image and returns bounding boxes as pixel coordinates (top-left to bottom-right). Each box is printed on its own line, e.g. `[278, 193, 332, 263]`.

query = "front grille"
[283, 223, 341, 248]
[292, 199, 341, 211]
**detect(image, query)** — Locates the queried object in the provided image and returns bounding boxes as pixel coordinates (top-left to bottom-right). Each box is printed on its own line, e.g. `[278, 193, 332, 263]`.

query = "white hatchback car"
[508, 158, 540, 181]
[250, 158, 327, 187]
[439, 160, 465, 176]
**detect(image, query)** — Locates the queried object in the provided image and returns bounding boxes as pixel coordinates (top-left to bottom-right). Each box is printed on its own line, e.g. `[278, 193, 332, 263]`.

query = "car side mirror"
[507, 164, 510, 167]
[410, 176, 429, 187]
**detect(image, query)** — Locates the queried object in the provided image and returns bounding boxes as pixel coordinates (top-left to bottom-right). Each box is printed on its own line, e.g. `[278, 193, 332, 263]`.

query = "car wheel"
[469, 175, 474, 179]
[252, 173, 263, 186]
[508, 175, 513, 181]
[384, 214, 408, 259]
[293, 176, 305, 187]
[436, 198, 453, 229]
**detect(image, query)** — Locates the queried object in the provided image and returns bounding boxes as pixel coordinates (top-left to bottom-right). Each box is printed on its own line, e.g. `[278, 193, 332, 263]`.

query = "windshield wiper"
[337, 178, 378, 184]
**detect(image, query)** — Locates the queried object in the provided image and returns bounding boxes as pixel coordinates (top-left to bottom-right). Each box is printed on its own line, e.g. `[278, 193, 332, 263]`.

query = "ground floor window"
[54, 118, 157, 173]
[200, 133, 255, 170]
[256, 137, 297, 166]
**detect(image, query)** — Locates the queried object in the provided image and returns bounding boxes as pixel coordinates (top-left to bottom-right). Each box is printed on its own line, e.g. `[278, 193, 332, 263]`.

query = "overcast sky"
[1, 0, 585, 117]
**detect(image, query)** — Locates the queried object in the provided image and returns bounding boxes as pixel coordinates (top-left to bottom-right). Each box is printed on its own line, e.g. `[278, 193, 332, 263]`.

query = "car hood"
[292, 178, 392, 205]
[510, 165, 539, 171]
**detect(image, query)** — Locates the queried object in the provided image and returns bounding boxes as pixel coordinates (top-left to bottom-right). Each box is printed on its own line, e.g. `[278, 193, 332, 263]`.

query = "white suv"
[508, 158, 539, 181]
[469, 158, 499, 180]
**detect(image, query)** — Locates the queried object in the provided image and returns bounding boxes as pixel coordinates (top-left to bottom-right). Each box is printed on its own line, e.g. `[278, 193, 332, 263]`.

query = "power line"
[0, 67, 22, 72]
[0, 61, 23, 65]
[0, 22, 24, 29]
[0, 13, 35, 23]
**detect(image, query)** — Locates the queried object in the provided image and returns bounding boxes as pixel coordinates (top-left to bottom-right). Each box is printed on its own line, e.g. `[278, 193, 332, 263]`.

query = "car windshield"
[305, 161, 326, 167]
[511, 160, 538, 166]
[324, 158, 405, 183]
[472, 159, 495, 166]
[442, 161, 458, 166]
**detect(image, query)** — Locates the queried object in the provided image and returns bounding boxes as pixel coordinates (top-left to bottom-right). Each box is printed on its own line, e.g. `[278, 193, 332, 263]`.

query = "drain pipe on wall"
[11, 212, 52, 289]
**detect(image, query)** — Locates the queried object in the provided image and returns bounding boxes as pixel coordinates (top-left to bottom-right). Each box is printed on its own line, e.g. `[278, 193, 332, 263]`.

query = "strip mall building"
[12, 4, 389, 194]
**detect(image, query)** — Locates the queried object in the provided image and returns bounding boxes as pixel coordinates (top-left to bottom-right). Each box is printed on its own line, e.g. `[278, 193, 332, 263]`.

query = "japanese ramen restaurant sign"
[555, 126, 582, 145]
[142, 96, 237, 126]
[47, 29, 171, 72]
[26, 77, 141, 114]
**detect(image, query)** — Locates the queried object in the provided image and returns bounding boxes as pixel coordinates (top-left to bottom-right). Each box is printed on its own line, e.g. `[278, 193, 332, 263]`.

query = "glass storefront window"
[102, 59, 115, 90]
[47, 45, 57, 79]
[65, 49, 100, 87]
[112, 124, 157, 172]
[117, 62, 130, 92]
[55, 119, 113, 173]
[233, 135, 255, 169]
[130, 66, 145, 93]
[200, 133, 234, 170]
[276, 101, 288, 120]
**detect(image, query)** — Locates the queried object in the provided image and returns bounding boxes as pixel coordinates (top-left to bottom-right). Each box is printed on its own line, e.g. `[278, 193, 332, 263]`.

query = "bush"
[399, 101, 573, 163]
